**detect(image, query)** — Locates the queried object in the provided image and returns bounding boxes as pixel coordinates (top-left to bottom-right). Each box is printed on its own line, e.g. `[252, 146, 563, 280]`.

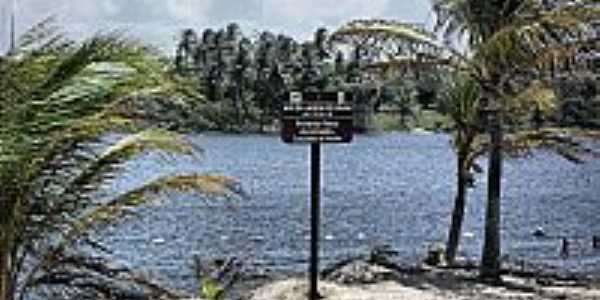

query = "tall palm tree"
[332, 2, 600, 280]
[0, 21, 239, 300]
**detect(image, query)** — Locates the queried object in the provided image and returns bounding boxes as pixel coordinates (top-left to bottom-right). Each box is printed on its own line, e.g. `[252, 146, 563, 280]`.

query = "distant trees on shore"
[172, 22, 455, 132]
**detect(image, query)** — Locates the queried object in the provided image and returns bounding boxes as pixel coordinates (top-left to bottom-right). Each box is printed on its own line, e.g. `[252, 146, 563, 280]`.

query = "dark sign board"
[281, 91, 354, 143]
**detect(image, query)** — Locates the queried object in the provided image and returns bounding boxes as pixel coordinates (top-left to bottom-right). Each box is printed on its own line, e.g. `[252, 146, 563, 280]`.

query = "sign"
[280, 91, 354, 298]
[281, 91, 354, 143]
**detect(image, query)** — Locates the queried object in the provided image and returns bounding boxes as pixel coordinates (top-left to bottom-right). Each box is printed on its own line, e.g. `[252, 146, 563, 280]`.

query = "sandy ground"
[249, 279, 448, 300]
[184, 256, 600, 300]
[246, 272, 600, 300]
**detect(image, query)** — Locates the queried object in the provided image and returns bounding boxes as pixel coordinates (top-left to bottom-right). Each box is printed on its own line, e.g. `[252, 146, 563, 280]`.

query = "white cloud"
[4, 0, 430, 54]
[165, 0, 213, 22]
[257, 0, 392, 41]
[262, 0, 389, 24]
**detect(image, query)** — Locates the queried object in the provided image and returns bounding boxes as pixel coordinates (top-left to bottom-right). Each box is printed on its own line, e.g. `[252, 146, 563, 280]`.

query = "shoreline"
[201, 248, 600, 300]
[227, 259, 600, 300]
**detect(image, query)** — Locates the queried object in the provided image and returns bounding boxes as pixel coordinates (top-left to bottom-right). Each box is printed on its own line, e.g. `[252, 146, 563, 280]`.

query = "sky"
[0, 0, 433, 55]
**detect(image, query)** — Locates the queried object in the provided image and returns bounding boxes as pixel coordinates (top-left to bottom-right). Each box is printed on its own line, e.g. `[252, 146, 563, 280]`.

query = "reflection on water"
[98, 132, 600, 291]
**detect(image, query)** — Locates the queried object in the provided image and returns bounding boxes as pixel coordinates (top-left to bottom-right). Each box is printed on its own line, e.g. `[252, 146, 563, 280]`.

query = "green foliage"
[200, 278, 225, 300]
[174, 22, 407, 132]
[0, 20, 241, 300]
[371, 114, 404, 131]
[332, 19, 440, 48]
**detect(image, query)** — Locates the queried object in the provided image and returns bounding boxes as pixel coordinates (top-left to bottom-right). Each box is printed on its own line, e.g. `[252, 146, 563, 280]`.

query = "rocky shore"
[189, 247, 600, 300]
[246, 264, 600, 300]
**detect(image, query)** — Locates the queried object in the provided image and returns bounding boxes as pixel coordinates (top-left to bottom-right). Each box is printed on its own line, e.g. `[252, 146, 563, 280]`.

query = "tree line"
[172, 22, 451, 132]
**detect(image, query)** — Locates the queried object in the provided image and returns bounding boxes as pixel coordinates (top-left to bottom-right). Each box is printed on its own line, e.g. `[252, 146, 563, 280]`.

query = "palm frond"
[332, 18, 482, 79]
[62, 175, 241, 249]
[100, 129, 196, 159]
[432, 0, 471, 41]
[332, 19, 441, 47]
[463, 128, 599, 167]
[3, 34, 180, 176]
[32, 33, 134, 100]
[25, 174, 242, 295]
[23, 252, 185, 300]
[15, 16, 73, 54]
[477, 5, 600, 73]
[63, 129, 199, 197]
[440, 74, 481, 125]
[504, 80, 557, 117]
[1, 18, 224, 300]
[503, 128, 599, 163]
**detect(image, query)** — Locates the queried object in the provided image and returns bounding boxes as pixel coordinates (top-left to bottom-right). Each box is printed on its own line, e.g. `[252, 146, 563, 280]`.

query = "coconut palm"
[0, 20, 239, 300]
[332, 1, 600, 279]
[437, 74, 483, 264]
[434, 0, 600, 279]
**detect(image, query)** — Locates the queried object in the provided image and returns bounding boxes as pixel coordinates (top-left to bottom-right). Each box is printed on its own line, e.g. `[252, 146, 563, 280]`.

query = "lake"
[98, 132, 600, 292]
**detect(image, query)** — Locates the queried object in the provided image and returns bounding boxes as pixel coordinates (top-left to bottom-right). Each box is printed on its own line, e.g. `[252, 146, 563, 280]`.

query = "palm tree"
[232, 38, 251, 126]
[432, 0, 600, 279]
[226, 22, 241, 43]
[314, 27, 330, 62]
[437, 75, 482, 264]
[254, 32, 275, 130]
[0, 21, 239, 300]
[175, 28, 199, 74]
[332, 2, 600, 280]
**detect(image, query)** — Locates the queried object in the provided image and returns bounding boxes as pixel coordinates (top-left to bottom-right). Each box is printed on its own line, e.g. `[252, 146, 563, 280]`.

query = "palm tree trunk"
[259, 111, 265, 133]
[400, 113, 406, 129]
[0, 216, 15, 300]
[259, 94, 266, 134]
[233, 86, 241, 127]
[0, 247, 15, 300]
[480, 112, 503, 281]
[238, 92, 242, 127]
[446, 151, 468, 265]
[0, 189, 16, 300]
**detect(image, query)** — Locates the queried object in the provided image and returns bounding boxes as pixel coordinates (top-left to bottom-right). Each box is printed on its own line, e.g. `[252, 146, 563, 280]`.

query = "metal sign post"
[309, 142, 320, 300]
[281, 91, 353, 300]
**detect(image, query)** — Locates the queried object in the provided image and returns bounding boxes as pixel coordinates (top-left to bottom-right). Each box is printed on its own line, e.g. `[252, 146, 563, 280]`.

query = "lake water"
[98, 132, 600, 292]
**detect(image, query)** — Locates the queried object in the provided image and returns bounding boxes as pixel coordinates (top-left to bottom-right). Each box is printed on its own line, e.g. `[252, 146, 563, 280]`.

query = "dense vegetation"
[173, 17, 600, 134]
[172, 22, 455, 133]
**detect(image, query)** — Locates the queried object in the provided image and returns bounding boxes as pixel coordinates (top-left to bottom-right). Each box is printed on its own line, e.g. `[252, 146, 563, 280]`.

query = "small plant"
[200, 278, 225, 300]
[193, 256, 242, 300]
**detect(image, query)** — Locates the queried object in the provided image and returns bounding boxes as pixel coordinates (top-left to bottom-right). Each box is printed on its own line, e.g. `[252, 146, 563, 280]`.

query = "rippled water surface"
[99, 133, 600, 291]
